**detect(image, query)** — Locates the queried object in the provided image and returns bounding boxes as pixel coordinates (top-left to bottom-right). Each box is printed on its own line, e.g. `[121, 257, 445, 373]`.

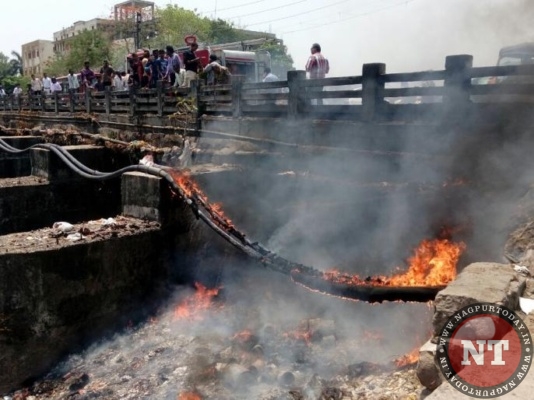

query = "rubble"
[2, 279, 428, 400]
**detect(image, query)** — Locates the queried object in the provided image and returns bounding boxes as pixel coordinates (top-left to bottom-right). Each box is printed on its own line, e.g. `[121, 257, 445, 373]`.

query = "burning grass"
[173, 283, 221, 320]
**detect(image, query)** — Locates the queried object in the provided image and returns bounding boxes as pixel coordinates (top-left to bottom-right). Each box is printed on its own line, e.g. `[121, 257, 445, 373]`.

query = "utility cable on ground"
[0, 137, 442, 303]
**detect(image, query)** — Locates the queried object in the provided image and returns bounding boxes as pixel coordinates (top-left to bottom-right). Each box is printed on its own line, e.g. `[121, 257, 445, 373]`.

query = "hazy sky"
[2, 0, 532, 76]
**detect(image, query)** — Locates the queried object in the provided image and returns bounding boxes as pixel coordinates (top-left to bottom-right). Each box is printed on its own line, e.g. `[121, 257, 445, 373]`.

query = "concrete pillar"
[0, 136, 44, 178]
[362, 63, 386, 122]
[121, 172, 196, 230]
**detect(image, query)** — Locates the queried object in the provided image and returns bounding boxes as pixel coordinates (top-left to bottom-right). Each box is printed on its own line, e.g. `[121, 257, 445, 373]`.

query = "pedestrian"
[182, 42, 201, 87]
[0, 85, 5, 97]
[164, 45, 182, 87]
[203, 54, 219, 86]
[113, 71, 124, 91]
[80, 61, 96, 91]
[99, 60, 114, 90]
[30, 74, 42, 96]
[12, 84, 23, 97]
[50, 77, 62, 93]
[158, 49, 168, 83]
[305, 43, 329, 105]
[67, 69, 80, 93]
[262, 67, 279, 82]
[42, 72, 52, 95]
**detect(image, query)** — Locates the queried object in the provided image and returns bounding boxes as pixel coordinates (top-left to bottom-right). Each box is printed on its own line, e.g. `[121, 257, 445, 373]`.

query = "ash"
[7, 266, 428, 400]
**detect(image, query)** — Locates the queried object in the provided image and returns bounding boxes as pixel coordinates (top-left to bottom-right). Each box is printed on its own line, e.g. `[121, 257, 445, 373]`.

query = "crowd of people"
[0, 42, 329, 98]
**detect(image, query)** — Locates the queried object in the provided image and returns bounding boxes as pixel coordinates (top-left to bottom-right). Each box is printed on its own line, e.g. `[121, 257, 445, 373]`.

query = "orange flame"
[169, 171, 234, 228]
[325, 238, 466, 287]
[394, 347, 420, 367]
[173, 282, 220, 320]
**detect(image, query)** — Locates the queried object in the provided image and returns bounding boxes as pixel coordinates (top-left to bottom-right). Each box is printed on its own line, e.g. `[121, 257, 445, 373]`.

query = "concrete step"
[0, 136, 44, 178]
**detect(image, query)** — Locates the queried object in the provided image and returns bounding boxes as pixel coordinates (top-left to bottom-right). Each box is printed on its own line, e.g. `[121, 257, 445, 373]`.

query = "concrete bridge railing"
[1, 54, 534, 123]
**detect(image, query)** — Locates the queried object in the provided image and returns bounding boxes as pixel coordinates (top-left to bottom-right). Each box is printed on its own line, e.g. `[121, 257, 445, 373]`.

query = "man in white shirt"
[67, 70, 80, 92]
[30, 74, 43, 95]
[50, 77, 62, 93]
[0, 85, 6, 97]
[262, 67, 279, 83]
[42, 73, 52, 95]
[12, 85, 23, 97]
[113, 72, 124, 91]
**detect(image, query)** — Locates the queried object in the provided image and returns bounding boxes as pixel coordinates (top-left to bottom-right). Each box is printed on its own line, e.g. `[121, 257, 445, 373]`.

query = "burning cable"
[0, 138, 465, 304]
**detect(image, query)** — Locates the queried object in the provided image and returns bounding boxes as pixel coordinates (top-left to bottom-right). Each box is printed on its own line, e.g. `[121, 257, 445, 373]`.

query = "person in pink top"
[305, 43, 330, 105]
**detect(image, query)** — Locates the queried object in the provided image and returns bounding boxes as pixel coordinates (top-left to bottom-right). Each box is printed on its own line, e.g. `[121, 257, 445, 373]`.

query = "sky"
[2, 0, 533, 76]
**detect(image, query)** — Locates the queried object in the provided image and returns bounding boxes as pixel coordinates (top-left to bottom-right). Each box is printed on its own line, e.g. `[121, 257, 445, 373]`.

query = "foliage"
[0, 51, 28, 92]
[259, 41, 294, 79]
[46, 30, 112, 76]
[2, 75, 30, 93]
[153, 5, 210, 48]
[206, 19, 249, 44]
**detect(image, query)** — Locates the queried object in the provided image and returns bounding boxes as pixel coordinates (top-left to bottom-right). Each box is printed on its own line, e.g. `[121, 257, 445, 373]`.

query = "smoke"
[283, 0, 534, 75]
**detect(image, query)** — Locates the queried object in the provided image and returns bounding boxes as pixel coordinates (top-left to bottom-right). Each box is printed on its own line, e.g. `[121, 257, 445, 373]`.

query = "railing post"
[129, 86, 137, 116]
[41, 92, 46, 112]
[156, 80, 164, 117]
[29, 92, 34, 111]
[443, 54, 473, 106]
[69, 90, 75, 113]
[362, 63, 386, 122]
[17, 95, 22, 111]
[189, 79, 202, 131]
[85, 89, 92, 113]
[104, 86, 111, 115]
[287, 70, 306, 119]
[53, 92, 59, 114]
[231, 75, 245, 118]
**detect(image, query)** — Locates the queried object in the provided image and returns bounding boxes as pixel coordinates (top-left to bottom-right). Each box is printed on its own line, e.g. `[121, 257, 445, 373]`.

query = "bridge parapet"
[1, 53, 534, 124]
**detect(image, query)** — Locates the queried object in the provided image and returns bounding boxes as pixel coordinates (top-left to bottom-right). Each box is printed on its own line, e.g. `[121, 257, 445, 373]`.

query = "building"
[53, 18, 117, 56]
[113, 0, 155, 22]
[21, 39, 54, 76]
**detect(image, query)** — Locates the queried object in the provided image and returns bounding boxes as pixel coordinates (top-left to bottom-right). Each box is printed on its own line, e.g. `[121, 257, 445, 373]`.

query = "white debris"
[514, 265, 531, 276]
[66, 233, 85, 242]
[178, 139, 192, 168]
[139, 154, 155, 167]
[101, 217, 117, 227]
[520, 297, 534, 315]
[52, 221, 74, 233]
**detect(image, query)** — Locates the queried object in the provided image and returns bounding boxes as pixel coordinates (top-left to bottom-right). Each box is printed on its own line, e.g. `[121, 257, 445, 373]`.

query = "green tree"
[0, 53, 12, 81]
[46, 30, 112, 76]
[0, 51, 28, 92]
[259, 40, 294, 79]
[206, 19, 248, 44]
[9, 51, 22, 76]
[2, 75, 30, 93]
[153, 5, 210, 48]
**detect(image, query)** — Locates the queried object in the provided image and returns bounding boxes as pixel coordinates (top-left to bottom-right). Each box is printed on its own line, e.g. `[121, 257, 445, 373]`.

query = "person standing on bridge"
[305, 43, 329, 105]
[42, 73, 52, 96]
[165, 46, 182, 87]
[183, 42, 201, 88]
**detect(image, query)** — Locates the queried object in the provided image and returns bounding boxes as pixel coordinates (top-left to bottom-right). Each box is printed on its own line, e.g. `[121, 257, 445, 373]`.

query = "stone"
[432, 263, 525, 336]
[416, 340, 442, 391]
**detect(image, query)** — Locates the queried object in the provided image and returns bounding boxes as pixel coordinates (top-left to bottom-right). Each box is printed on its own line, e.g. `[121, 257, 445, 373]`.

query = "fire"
[394, 347, 420, 367]
[173, 282, 220, 320]
[325, 238, 466, 287]
[178, 392, 202, 400]
[169, 171, 234, 228]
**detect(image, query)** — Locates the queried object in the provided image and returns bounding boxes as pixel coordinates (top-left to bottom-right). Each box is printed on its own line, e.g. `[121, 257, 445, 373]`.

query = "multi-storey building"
[21, 40, 55, 76]
[52, 18, 117, 56]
